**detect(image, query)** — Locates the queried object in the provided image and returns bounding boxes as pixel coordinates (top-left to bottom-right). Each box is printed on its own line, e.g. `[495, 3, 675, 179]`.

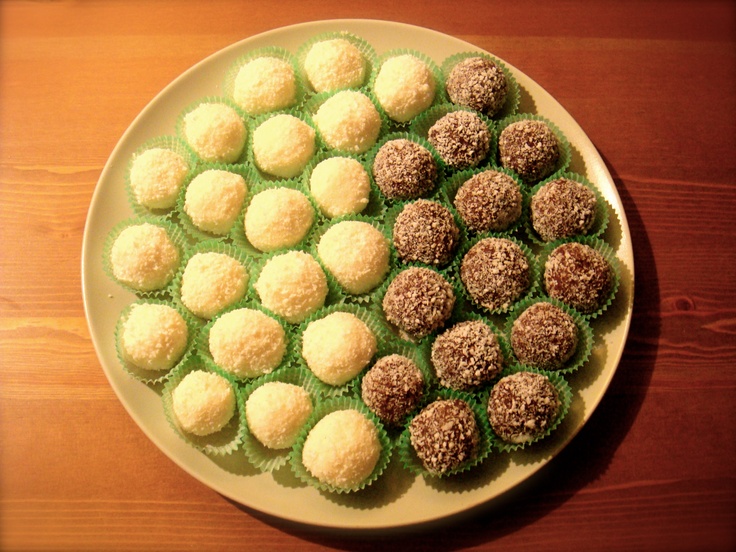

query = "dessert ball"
[531, 177, 598, 242]
[308, 156, 371, 218]
[179, 251, 248, 319]
[431, 320, 504, 390]
[208, 308, 287, 378]
[233, 56, 297, 115]
[511, 302, 579, 370]
[129, 147, 189, 210]
[461, 238, 531, 312]
[301, 311, 377, 386]
[246, 382, 313, 449]
[446, 56, 508, 117]
[488, 371, 560, 444]
[453, 170, 523, 233]
[498, 119, 560, 183]
[392, 200, 460, 266]
[382, 267, 455, 340]
[110, 223, 180, 292]
[244, 187, 315, 252]
[372, 138, 438, 200]
[252, 114, 316, 178]
[171, 370, 236, 437]
[182, 102, 246, 164]
[120, 303, 188, 372]
[303, 37, 368, 92]
[184, 169, 247, 235]
[313, 90, 382, 154]
[374, 54, 436, 122]
[427, 110, 491, 169]
[361, 354, 424, 426]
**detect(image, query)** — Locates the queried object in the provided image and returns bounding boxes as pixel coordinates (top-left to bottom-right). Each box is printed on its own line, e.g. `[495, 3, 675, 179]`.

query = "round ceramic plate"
[82, 19, 634, 530]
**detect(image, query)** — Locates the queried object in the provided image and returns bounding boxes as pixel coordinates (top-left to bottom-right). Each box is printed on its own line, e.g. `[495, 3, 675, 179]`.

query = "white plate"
[82, 19, 634, 530]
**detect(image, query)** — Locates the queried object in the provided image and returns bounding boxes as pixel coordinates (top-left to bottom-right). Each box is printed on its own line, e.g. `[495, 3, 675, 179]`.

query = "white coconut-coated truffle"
[110, 223, 180, 292]
[317, 221, 390, 294]
[244, 187, 314, 252]
[304, 38, 367, 93]
[313, 90, 381, 154]
[233, 56, 297, 115]
[252, 114, 316, 178]
[246, 382, 313, 449]
[309, 157, 371, 218]
[302, 409, 381, 490]
[254, 251, 328, 323]
[171, 370, 236, 437]
[182, 102, 246, 164]
[180, 252, 248, 319]
[129, 147, 189, 210]
[208, 308, 286, 378]
[302, 312, 377, 385]
[121, 303, 188, 371]
[374, 54, 435, 123]
[184, 169, 247, 235]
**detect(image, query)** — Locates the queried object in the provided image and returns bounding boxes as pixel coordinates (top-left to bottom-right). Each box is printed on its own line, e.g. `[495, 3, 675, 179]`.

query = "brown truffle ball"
[511, 302, 579, 370]
[498, 120, 560, 183]
[427, 110, 491, 169]
[531, 177, 598, 242]
[544, 242, 613, 314]
[453, 170, 523, 233]
[393, 200, 460, 266]
[372, 139, 438, 200]
[445, 56, 508, 117]
[361, 354, 424, 426]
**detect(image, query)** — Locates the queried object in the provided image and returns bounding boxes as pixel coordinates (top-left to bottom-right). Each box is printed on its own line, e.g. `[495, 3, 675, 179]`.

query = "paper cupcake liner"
[161, 355, 245, 456]
[483, 364, 572, 453]
[525, 171, 611, 246]
[289, 396, 392, 494]
[440, 51, 520, 120]
[503, 295, 594, 376]
[397, 387, 494, 478]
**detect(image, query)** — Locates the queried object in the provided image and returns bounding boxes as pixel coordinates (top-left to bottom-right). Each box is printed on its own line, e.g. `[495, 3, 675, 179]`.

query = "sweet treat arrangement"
[103, 30, 620, 494]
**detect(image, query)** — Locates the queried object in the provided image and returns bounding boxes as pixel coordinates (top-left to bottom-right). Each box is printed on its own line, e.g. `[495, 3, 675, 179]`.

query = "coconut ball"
[252, 114, 316, 178]
[179, 252, 248, 319]
[374, 54, 436, 122]
[182, 102, 246, 164]
[184, 169, 247, 235]
[129, 147, 189, 210]
[120, 303, 188, 371]
[304, 38, 367, 92]
[244, 187, 315, 252]
[309, 156, 371, 218]
[313, 90, 382, 154]
[233, 56, 297, 115]
[246, 382, 313, 449]
[110, 223, 180, 292]
[171, 370, 236, 437]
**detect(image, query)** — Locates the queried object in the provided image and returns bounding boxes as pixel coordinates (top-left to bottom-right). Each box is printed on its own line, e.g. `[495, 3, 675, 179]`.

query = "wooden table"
[2, 1, 734, 550]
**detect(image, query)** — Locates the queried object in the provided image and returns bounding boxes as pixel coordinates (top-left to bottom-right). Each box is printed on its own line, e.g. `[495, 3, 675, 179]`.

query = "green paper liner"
[537, 236, 621, 320]
[161, 355, 245, 456]
[397, 387, 494, 478]
[289, 396, 392, 494]
[440, 51, 520, 120]
[102, 216, 190, 298]
[114, 297, 201, 385]
[504, 296, 594, 376]
[124, 135, 197, 216]
[483, 365, 572, 453]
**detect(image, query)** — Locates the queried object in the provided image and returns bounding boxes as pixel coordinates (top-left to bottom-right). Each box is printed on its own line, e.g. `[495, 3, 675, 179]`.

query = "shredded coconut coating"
[460, 238, 530, 312]
[511, 302, 579, 370]
[309, 157, 370, 218]
[244, 187, 314, 252]
[302, 409, 381, 489]
[254, 251, 328, 324]
[531, 177, 597, 242]
[374, 54, 435, 122]
[361, 354, 424, 426]
[180, 252, 248, 319]
[246, 382, 313, 449]
[544, 242, 613, 313]
[252, 114, 316, 178]
[302, 312, 377, 385]
[183, 103, 246, 163]
[372, 139, 438, 200]
[129, 147, 189, 209]
[393, 200, 460, 266]
[409, 399, 479, 475]
[446, 56, 508, 117]
[317, 221, 390, 294]
[427, 110, 491, 169]
[431, 320, 504, 390]
[313, 90, 381, 154]
[233, 56, 297, 115]
[121, 303, 188, 371]
[488, 371, 560, 444]
[304, 38, 367, 92]
[172, 370, 236, 437]
[454, 170, 523, 233]
[111, 223, 179, 292]
[184, 169, 247, 235]
[382, 267, 455, 340]
[498, 120, 559, 183]
[208, 308, 286, 378]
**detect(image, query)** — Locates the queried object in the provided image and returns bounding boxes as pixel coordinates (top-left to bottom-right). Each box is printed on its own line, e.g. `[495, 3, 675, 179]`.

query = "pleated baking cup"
[504, 295, 594, 376]
[222, 46, 306, 116]
[175, 96, 249, 165]
[538, 236, 621, 320]
[114, 297, 201, 385]
[161, 355, 245, 456]
[102, 215, 190, 298]
[238, 365, 324, 473]
[124, 135, 198, 217]
[440, 51, 520, 120]
[289, 396, 392, 494]
[175, 163, 255, 243]
[295, 31, 377, 95]
[397, 387, 494, 479]
[483, 365, 572, 453]
[525, 171, 611, 246]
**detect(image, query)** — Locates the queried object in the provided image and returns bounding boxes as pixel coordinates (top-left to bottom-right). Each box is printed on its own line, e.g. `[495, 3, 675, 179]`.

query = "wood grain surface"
[1, 1, 734, 550]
